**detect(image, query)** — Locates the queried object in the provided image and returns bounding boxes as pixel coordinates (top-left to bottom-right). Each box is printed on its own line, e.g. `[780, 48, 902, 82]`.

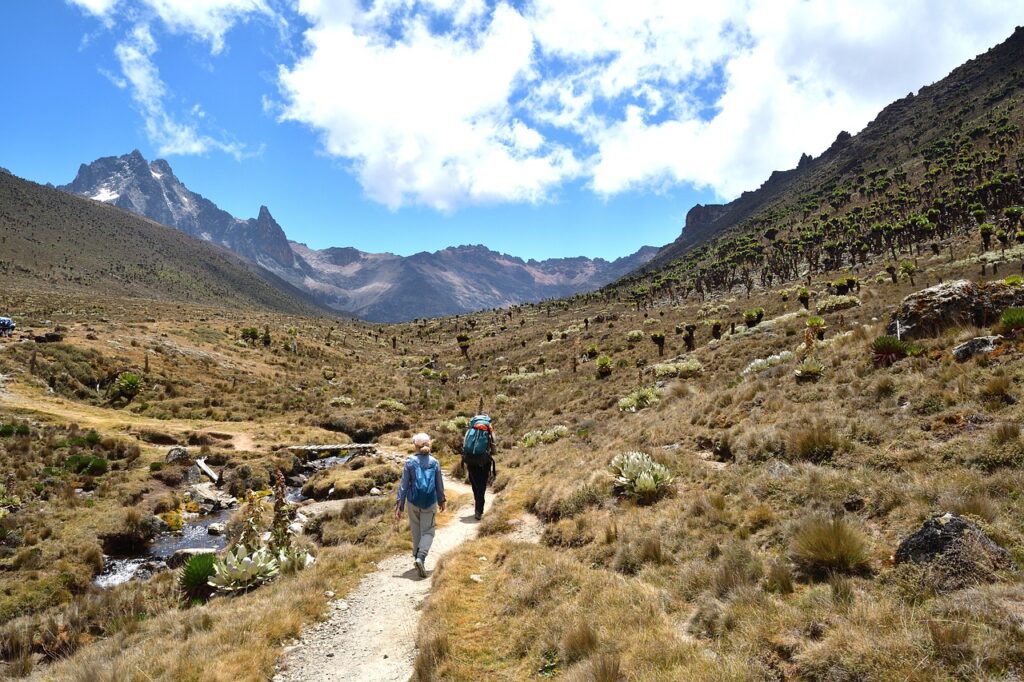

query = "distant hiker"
[0, 317, 14, 338]
[395, 432, 446, 578]
[462, 414, 496, 520]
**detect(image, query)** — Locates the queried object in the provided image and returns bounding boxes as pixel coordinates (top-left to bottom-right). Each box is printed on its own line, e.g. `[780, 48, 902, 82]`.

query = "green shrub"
[806, 316, 826, 329]
[375, 398, 407, 412]
[0, 424, 13, 438]
[208, 545, 279, 593]
[520, 425, 569, 447]
[817, 295, 861, 314]
[999, 307, 1024, 333]
[65, 455, 108, 476]
[794, 357, 825, 382]
[109, 372, 143, 403]
[443, 415, 470, 433]
[595, 355, 613, 379]
[178, 552, 216, 601]
[871, 335, 920, 366]
[790, 516, 869, 576]
[651, 359, 703, 379]
[625, 330, 645, 345]
[618, 387, 661, 412]
[609, 452, 673, 504]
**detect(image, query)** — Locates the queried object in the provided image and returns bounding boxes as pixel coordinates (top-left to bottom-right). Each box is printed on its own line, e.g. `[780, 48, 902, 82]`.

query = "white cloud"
[279, 1, 581, 210]
[69, 0, 277, 53]
[140, 0, 276, 54]
[605, 1, 1024, 198]
[73, 0, 278, 157]
[73, 0, 1024, 207]
[67, 0, 121, 17]
[279, 0, 1024, 209]
[115, 23, 244, 157]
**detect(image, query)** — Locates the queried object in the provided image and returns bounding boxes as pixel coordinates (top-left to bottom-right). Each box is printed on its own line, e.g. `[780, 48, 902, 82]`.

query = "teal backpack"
[409, 459, 438, 508]
[462, 415, 493, 466]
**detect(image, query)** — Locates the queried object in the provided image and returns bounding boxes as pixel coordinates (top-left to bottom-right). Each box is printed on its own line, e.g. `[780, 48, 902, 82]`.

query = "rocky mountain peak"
[57, 151, 656, 321]
[149, 158, 175, 178]
[59, 151, 294, 270]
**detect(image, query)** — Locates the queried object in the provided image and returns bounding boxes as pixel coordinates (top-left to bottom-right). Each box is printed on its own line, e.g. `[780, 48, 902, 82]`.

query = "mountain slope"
[59, 151, 295, 270]
[0, 171, 326, 314]
[60, 152, 655, 321]
[634, 26, 1024, 288]
[289, 242, 658, 322]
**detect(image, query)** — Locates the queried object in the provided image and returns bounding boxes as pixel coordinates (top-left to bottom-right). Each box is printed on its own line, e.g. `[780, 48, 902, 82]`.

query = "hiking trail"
[275, 479, 490, 682]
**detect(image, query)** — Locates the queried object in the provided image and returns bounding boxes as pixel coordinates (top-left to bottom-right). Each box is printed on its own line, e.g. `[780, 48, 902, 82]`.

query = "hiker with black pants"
[462, 415, 496, 520]
[395, 432, 446, 578]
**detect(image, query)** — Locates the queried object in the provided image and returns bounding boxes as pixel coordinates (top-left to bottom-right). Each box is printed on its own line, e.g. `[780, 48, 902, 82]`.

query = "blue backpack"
[408, 458, 438, 508]
[462, 415, 493, 465]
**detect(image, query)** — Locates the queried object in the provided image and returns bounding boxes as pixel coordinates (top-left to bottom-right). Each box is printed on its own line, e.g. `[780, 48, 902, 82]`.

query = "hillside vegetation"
[0, 172, 324, 315]
[631, 26, 1024, 303]
[1, 27, 1024, 682]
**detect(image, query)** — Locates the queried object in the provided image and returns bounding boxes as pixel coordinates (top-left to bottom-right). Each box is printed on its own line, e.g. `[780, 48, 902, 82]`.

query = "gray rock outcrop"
[895, 512, 1012, 590]
[168, 547, 217, 568]
[888, 280, 1024, 339]
[952, 335, 1004, 362]
[166, 446, 190, 464]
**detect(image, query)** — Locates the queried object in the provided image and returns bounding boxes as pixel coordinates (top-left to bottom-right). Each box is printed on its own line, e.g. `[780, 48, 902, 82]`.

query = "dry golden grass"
[5, 242, 1024, 680]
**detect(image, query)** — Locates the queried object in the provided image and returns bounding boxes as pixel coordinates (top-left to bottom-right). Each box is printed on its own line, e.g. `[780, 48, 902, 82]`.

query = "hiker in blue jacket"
[462, 415, 496, 521]
[395, 432, 446, 578]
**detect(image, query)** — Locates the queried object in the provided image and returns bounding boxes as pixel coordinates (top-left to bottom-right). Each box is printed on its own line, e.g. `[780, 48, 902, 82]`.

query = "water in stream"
[94, 485, 308, 588]
[93, 452, 349, 588]
[94, 506, 235, 588]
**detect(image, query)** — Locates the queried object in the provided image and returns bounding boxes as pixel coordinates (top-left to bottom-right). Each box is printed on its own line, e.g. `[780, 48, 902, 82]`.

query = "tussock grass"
[790, 515, 870, 577]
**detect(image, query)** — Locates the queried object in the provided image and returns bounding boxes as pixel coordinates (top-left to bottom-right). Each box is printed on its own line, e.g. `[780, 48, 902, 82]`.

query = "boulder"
[168, 547, 217, 568]
[888, 280, 1024, 339]
[952, 335, 1004, 362]
[895, 513, 1012, 591]
[165, 446, 190, 464]
[190, 483, 236, 512]
[207, 523, 226, 536]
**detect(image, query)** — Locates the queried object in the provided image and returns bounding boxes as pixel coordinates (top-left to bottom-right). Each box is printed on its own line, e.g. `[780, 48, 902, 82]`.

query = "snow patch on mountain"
[91, 187, 119, 202]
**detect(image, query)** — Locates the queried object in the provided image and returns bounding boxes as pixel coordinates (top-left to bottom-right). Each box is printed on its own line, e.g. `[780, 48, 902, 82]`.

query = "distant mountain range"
[59, 151, 656, 322]
[0, 171, 325, 315]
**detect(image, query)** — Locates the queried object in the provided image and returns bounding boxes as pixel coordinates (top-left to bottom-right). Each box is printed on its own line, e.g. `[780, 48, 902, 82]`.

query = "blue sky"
[1, 1, 1022, 261]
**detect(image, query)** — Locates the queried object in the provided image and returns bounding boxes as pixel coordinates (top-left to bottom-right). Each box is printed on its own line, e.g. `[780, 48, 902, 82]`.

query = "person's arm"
[395, 459, 411, 514]
[435, 459, 446, 511]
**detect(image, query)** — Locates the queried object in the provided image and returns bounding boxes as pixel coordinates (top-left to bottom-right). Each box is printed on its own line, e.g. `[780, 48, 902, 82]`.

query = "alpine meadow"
[2, 4, 1024, 682]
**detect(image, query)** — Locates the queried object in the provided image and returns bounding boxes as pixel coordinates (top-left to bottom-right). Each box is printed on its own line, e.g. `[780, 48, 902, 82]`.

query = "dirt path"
[275, 479, 490, 682]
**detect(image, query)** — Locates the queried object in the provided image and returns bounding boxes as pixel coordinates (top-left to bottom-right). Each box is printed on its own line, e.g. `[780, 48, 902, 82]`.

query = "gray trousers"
[408, 503, 437, 560]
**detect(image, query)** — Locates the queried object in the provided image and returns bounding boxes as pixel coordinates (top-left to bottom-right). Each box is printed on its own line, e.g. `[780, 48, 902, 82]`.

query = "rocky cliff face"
[642, 26, 1024, 275]
[60, 151, 294, 269]
[59, 152, 655, 322]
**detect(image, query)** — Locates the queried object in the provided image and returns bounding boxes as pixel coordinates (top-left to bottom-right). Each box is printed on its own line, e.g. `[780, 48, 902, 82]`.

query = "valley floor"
[3, 242, 1024, 681]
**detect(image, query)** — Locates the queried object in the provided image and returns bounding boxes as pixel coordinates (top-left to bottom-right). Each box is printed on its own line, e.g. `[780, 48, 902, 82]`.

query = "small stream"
[94, 506, 235, 588]
[94, 479, 313, 589]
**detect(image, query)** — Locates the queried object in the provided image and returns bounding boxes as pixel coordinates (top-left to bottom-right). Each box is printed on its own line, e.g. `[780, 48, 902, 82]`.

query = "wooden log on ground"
[195, 457, 221, 484]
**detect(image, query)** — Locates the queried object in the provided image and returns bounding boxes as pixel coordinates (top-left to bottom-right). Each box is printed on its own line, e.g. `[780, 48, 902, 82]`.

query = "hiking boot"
[474, 512, 482, 520]
[414, 557, 427, 578]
